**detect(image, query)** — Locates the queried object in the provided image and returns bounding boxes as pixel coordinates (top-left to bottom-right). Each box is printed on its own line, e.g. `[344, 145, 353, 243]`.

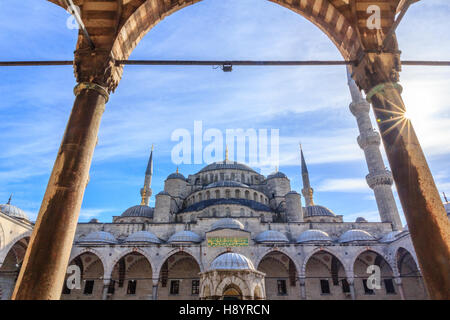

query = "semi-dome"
[339, 229, 375, 243]
[0, 203, 29, 221]
[267, 171, 287, 179]
[198, 160, 256, 173]
[125, 231, 162, 244]
[210, 218, 245, 231]
[168, 230, 202, 243]
[78, 231, 117, 244]
[205, 181, 248, 189]
[210, 253, 255, 270]
[379, 231, 401, 243]
[303, 205, 336, 217]
[167, 172, 186, 180]
[121, 205, 154, 218]
[296, 229, 332, 243]
[254, 230, 289, 243]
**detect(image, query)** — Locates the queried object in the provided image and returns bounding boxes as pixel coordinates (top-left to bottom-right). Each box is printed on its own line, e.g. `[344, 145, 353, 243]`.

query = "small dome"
[296, 229, 332, 243]
[267, 171, 287, 179]
[210, 253, 255, 270]
[78, 231, 117, 244]
[355, 217, 368, 223]
[125, 231, 162, 244]
[89, 218, 99, 223]
[339, 229, 375, 243]
[255, 230, 289, 243]
[304, 205, 336, 217]
[121, 205, 154, 218]
[167, 172, 186, 180]
[0, 203, 29, 221]
[379, 231, 401, 243]
[210, 218, 245, 231]
[168, 230, 202, 243]
[205, 181, 248, 189]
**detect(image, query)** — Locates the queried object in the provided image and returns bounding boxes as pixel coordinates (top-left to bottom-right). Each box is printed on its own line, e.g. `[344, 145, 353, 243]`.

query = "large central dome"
[198, 160, 256, 173]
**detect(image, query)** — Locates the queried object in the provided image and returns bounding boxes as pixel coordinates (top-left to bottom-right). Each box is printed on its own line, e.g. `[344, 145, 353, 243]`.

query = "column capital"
[74, 48, 123, 93]
[352, 51, 402, 94]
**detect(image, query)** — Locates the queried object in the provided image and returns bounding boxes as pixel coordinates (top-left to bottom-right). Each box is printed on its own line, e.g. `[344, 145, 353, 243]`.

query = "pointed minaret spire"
[444, 192, 448, 203]
[7, 194, 12, 205]
[300, 144, 314, 206]
[140, 145, 154, 206]
[225, 144, 229, 161]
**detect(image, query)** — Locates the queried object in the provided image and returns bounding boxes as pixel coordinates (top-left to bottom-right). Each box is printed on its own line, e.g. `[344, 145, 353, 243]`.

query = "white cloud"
[316, 178, 369, 193]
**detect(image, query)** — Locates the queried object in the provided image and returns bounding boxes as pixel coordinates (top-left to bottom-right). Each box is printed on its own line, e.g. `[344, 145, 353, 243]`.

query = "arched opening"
[110, 252, 153, 300]
[304, 250, 347, 300]
[0, 237, 29, 300]
[222, 284, 242, 300]
[61, 252, 104, 300]
[253, 284, 264, 300]
[353, 250, 398, 300]
[158, 251, 201, 300]
[257, 251, 298, 300]
[396, 248, 428, 300]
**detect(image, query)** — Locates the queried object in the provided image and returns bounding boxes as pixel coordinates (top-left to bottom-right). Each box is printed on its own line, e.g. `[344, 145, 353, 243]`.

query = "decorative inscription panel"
[207, 237, 249, 247]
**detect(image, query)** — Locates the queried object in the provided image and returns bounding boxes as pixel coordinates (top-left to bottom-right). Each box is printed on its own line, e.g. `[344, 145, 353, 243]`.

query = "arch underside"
[111, 0, 362, 61]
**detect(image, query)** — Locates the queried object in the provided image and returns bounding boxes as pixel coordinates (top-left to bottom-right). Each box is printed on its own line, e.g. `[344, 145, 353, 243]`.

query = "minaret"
[140, 145, 154, 206]
[347, 68, 402, 230]
[300, 144, 314, 207]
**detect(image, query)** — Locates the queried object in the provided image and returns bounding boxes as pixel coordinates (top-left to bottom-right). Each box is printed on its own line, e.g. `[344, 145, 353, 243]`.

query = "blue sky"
[0, 0, 449, 224]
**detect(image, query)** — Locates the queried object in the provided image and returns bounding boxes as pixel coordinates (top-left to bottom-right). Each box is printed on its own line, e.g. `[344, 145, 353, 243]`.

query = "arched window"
[215, 190, 220, 199]
[198, 193, 202, 201]
[225, 189, 231, 199]
[231, 173, 235, 181]
[245, 190, 250, 200]
[206, 191, 210, 200]
[260, 195, 263, 202]
[253, 193, 258, 201]
[235, 190, 240, 198]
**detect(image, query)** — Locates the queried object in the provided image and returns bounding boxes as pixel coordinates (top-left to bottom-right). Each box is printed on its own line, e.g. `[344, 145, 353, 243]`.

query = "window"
[84, 280, 94, 295]
[320, 280, 330, 294]
[107, 280, 116, 294]
[341, 279, 350, 293]
[170, 280, 180, 295]
[384, 279, 396, 294]
[362, 279, 375, 295]
[127, 280, 137, 295]
[192, 280, 200, 295]
[277, 280, 287, 295]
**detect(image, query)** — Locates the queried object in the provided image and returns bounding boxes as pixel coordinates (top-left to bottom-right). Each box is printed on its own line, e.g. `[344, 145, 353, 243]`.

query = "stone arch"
[156, 247, 202, 277]
[301, 247, 346, 276]
[395, 246, 419, 271]
[257, 248, 300, 299]
[255, 247, 300, 274]
[157, 249, 202, 299]
[216, 276, 251, 298]
[395, 247, 427, 300]
[303, 248, 348, 299]
[0, 231, 32, 265]
[350, 247, 395, 276]
[110, 0, 362, 65]
[352, 248, 399, 299]
[109, 247, 155, 279]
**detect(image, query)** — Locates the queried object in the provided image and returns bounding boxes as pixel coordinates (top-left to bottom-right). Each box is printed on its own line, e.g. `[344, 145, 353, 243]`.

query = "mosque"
[0, 75, 446, 300]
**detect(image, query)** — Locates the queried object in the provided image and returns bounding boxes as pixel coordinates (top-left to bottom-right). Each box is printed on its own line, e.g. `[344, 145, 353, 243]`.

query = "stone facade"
[1, 153, 441, 300]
